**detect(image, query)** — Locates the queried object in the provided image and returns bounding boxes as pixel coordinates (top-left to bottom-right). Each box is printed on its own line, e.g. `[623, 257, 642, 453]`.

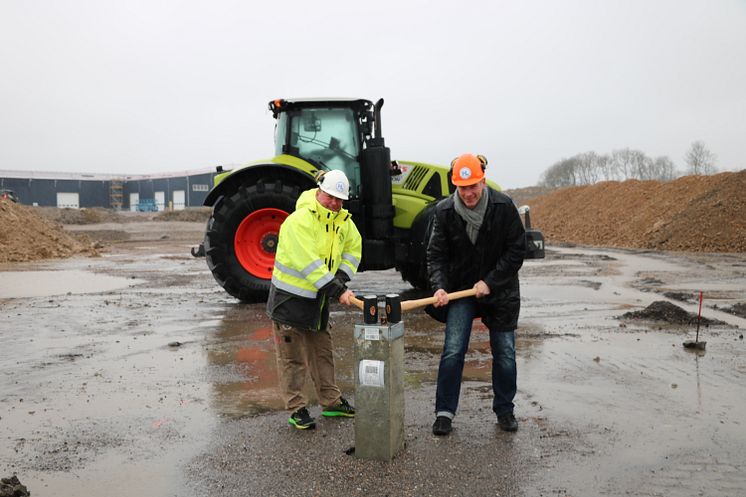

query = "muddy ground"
[1, 220, 745, 497]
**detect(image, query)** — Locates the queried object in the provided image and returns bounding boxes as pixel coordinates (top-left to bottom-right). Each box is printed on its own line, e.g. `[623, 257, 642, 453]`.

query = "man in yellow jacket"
[266, 169, 362, 430]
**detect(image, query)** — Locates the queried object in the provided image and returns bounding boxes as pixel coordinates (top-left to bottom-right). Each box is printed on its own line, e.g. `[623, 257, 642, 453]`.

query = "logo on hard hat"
[335, 181, 345, 193]
[459, 167, 472, 180]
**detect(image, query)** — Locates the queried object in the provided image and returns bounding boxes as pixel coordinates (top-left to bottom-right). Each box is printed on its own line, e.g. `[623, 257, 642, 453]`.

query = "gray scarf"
[454, 187, 489, 244]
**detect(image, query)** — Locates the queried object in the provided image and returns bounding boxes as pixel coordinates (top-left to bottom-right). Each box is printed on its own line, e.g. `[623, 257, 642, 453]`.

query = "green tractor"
[193, 98, 545, 302]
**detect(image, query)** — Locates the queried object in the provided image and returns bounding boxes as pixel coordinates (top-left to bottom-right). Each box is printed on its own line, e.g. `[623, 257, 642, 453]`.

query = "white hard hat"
[318, 169, 350, 200]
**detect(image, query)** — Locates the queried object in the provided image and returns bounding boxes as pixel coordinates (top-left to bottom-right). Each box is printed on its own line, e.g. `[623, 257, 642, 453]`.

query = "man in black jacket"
[427, 153, 526, 435]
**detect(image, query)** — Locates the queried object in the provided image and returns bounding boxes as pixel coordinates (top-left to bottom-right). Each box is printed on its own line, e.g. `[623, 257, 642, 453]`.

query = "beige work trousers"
[272, 321, 342, 412]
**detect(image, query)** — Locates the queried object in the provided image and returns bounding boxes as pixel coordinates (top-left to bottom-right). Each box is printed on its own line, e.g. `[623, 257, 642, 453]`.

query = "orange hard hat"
[451, 153, 487, 186]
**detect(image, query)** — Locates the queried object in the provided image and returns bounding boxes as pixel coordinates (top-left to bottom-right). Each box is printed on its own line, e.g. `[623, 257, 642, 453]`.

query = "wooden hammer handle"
[400, 288, 477, 311]
[349, 295, 365, 310]
[348, 288, 477, 313]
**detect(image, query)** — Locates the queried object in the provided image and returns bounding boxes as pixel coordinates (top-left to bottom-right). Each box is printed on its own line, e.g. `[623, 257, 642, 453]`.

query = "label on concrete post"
[359, 360, 385, 387]
[364, 327, 380, 341]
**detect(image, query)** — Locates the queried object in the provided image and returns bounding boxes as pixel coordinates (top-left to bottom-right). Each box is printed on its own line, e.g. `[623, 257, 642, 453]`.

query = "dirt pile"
[34, 207, 126, 224]
[0, 200, 97, 263]
[620, 301, 723, 326]
[721, 303, 746, 320]
[154, 207, 210, 222]
[0, 475, 30, 497]
[530, 170, 746, 252]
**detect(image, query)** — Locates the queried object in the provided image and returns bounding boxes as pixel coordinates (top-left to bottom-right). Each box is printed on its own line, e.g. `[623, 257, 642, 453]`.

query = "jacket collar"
[444, 186, 507, 209]
[298, 188, 349, 222]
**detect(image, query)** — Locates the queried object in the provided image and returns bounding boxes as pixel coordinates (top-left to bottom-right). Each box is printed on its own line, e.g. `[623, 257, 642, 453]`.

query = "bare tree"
[650, 156, 677, 181]
[630, 150, 653, 180]
[540, 157, 580, 188]
[596, 153, 613, 181]
[610, 148, 634, 180]
[610, 148, 652, 180]
[685, 141, 718, 175]
[541, 149, 680, 186]
[576, 151, 602, 185]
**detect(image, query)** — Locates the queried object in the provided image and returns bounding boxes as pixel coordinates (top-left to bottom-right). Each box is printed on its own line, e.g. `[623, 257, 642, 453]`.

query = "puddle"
[202, 306, 544, 417]
[0, 270, 144, 298]
[2, 236, 745, 497]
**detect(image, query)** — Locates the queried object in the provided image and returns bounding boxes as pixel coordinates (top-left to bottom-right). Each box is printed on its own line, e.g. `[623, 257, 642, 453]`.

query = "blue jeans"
[435, 298, 517, 418]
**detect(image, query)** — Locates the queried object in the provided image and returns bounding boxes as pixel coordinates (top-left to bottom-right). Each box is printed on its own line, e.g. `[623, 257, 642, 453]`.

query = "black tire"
[398, 202, 438, 291]
[204, 179, 301, 302]
[399, 261, 429, 291]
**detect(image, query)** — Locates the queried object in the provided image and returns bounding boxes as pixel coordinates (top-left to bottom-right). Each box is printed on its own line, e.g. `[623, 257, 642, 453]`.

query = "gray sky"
[1, 0, 745, 188]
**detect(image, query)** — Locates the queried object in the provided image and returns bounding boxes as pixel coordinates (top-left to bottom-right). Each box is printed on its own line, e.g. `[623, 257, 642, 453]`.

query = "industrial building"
[0, 168, 218, 211]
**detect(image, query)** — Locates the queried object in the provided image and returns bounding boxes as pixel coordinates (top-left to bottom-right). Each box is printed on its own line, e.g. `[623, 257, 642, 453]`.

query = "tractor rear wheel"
[204, 180, 301, 302]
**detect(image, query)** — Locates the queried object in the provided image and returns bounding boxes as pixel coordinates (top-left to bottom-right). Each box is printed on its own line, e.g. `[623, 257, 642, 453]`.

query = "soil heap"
[35, 206, 126, 224]
[529, 170, 746, 252]
[0, 200, 96, 263]
[154, 207, 210, 222]
[620, 300, 722, 326]
[0, 475, 30, 497]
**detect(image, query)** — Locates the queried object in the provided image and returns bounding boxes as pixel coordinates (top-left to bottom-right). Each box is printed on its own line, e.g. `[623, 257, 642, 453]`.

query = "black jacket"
[266, 270, 349, 332]
[426, 187, 526, 330]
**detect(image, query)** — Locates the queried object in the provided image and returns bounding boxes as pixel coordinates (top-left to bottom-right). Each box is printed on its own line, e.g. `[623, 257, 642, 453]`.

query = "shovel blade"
[683, 340, 706, 350]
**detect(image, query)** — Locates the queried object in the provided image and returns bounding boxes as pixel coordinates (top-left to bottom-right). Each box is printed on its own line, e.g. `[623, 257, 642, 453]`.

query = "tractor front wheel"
[398, 201, 438, 291]
[204, 180, 300, 302]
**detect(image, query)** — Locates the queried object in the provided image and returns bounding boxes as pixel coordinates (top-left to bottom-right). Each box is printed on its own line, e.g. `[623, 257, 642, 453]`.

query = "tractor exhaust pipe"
[359, 98, 394, 269]
[518, 205, 545, 259]
[372, 98, 384, 146]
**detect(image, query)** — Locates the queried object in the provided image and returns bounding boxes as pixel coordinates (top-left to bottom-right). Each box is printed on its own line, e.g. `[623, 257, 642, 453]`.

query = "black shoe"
[432, 416, 452, 436]
[497, 413, 518, 432]
[288, 407, 316, 430]
[322, 397, 355, 417]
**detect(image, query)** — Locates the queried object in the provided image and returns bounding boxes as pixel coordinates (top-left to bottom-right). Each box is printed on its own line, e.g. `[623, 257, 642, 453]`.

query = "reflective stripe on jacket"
[267, 188, 362, 330]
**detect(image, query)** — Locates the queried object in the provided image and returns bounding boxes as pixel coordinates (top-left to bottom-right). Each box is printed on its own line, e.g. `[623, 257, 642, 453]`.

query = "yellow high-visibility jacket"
[266, 188, 362, 331]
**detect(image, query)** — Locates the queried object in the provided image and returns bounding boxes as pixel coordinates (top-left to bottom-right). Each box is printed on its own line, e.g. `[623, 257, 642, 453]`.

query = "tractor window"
[275, 107, 362, 198]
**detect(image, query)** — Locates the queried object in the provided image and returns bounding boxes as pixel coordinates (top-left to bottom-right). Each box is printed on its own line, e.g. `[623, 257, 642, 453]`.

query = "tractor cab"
[270, 98, 378, 200]
[269, 98, 396, 271]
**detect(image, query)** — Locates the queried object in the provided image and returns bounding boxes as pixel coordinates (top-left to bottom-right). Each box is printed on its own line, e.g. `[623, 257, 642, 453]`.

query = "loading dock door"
[129, 193, 139, 212]
[173, 190, 185, 210]
[155, 191, 165, 211]
[56, 192, 80, 209]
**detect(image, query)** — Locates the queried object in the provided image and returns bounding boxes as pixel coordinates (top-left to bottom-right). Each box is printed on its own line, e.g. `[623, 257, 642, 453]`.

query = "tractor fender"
[203, 163, 317, 207]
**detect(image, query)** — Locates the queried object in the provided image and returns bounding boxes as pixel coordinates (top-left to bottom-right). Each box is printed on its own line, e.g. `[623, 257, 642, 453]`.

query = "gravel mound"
[34, 207, 126, 224]
[620, 301, 722, 326]
[662, 292, 695, 303]
[0, 200, 98, 263]
[0, 475, 30, 497]
[721, 302, 746, 319]
[154, 207, 210, 222]
[530, 170, 746, 252]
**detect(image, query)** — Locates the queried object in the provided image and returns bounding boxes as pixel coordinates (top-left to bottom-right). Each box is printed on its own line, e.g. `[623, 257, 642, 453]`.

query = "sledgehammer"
[349, 288, 478, 313]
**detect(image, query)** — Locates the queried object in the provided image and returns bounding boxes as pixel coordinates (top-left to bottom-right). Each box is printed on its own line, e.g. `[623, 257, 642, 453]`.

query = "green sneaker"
[322, 397, 355, 417]
[288, 407, 316, 430]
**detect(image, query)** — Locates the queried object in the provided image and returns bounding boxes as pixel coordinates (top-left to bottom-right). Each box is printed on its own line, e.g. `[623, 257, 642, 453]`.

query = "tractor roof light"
[269, 99, 286, 117]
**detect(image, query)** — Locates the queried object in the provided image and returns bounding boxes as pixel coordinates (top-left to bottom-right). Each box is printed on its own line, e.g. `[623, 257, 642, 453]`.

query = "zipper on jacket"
[317, 213, 338, 331]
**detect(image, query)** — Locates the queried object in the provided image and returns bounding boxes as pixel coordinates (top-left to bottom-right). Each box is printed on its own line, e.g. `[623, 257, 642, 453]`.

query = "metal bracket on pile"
[354, 321, 404, 341]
